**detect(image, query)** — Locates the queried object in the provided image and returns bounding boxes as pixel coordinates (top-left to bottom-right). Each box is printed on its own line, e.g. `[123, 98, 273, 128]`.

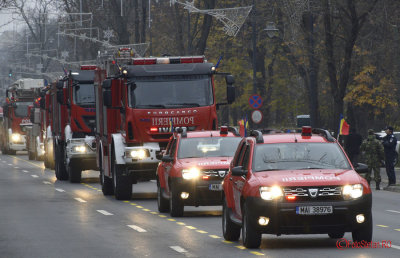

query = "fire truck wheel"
[68, 162, 82, 183]
[112, 158, 132, 200]
[157, 181, 169, 212]
[242, 202, 262, 248]
[222, 198, 241, 241]
[169, 182, 184, 217]
[55, 146, 68, 181]
[101, 168, 114, 195]
[352, 212, 373, 242]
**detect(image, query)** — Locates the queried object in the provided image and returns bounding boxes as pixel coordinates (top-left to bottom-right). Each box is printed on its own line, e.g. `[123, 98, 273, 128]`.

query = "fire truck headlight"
[130, 149, 147, 159]
[73, 145, 87, 153]
[342, 184, 363, 200]
[11, 133, 21, 142]
[182, 168, 200, 180]
[259, 186, 283, 201]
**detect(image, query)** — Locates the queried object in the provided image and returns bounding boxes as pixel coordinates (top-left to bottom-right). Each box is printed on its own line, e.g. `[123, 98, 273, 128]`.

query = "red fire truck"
[43, 85, 55, 169]
[0, 79, 43, 155]
[95, 51, 235, 200]
[52, 66, 97, 182]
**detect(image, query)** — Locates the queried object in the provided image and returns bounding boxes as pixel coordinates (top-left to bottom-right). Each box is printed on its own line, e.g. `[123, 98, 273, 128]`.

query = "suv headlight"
[182, 168, 200, 180]
[342, 184, 363, 200]
[11, 133, 21, 142]
[259, 186, 283, 200]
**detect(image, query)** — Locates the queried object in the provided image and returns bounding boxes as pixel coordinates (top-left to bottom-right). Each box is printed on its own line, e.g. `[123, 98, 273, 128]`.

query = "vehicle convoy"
[0, 79, 43, 155]
[222, 127, 372, 248]
[156, 126, 241, 217]
[53, 66, 98, 183]
[95, 50, 236, 200]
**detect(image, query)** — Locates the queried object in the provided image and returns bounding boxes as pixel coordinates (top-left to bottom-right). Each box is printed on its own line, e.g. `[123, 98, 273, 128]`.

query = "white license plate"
[296, 206, 333, 215]
[209, 184, 223, 191]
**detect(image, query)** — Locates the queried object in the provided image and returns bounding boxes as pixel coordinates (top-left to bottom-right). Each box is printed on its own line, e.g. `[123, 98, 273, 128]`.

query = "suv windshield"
[178, 137, 241, 158]
[14, 102, 32, 117]
[73, 83, 95, 105]
[253, 142, 351, 172]
[129, 75, 213, 108]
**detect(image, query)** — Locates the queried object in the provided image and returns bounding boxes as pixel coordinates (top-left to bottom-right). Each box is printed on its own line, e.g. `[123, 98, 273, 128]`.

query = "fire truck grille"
[283, 186, 343, 201]
[82, 116, 96, 131]
[201, 169, 228, 179]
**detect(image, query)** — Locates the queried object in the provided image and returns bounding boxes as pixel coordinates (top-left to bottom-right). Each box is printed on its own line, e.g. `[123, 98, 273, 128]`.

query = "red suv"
[157, 127, 241, 217]
[222, 127, 372, 248]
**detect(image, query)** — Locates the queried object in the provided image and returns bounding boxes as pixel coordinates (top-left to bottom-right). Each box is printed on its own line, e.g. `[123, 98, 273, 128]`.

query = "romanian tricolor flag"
[238, 116, 249, 137]
[168, 118, 174, 132]
[338, 114, 350, 136]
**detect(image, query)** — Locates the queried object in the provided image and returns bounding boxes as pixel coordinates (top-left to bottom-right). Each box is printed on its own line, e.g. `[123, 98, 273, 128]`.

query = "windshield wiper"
[136, 104, 166, 109]
[166, 103, 200, 107]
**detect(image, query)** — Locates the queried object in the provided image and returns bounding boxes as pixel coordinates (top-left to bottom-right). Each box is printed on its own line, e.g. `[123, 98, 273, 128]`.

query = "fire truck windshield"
[73, 83, 95, 106]
[14, 102, 32, 117]
[252, 143, 351, 172]
[129, 75, 213, 108]
[178, 137, 241, 158]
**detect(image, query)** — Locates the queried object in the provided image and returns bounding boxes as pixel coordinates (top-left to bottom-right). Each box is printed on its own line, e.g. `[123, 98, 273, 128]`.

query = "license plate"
[296, 206, 333, 215]
[209, 184, 223, 191]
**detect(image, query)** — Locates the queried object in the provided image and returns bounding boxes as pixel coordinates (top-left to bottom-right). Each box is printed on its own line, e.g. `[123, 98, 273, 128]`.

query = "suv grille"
[201, 169, 228, 179]
[283, 186, 342, 201]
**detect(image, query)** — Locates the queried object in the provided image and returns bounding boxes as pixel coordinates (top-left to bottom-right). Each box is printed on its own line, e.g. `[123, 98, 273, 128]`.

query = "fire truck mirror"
[40, 98, 45, 109]
[56, 81, 64, 89]
[102, 79, 112, 89]
[103, 90, 112, 107]
[227, 85, 235, 104]
[57, 91, 64, 104]
[225, 74, 235, 85]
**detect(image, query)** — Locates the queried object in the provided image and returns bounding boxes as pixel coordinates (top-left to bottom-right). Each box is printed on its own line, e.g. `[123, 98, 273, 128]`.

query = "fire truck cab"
[95, 52, 235, 200]
[1, 79, 43, 155]
[53, 66, 97, 182]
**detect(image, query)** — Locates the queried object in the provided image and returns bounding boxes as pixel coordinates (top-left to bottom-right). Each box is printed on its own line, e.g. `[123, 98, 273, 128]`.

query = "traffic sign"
[251, 110, 263, 124]
[249, 94, 263, 109]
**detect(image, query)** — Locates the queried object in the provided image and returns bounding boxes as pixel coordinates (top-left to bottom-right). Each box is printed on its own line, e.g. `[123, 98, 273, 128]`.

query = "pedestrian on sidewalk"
[381, 126, 397, 187]
[345, 127, 363, 166]
[360, 129, 384, 190]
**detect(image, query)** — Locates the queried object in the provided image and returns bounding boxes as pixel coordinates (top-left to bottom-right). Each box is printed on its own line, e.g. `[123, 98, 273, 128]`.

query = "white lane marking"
[127, 225, 147, 233]
[392, 245, 400, 250]
[43, 181, 52, 185]
[387, 210, 400, 214]
[31, 175, 39, 178]
[170, 246, 187, 254]
[74, 198, 87, 203]
[55, 188, 65, 192]
[2, 161, 5, 163]
[97, 210, 113, 216]
[22, 170, 29, 173]
[8, 164, 12, 166]
[14, 167, 19, 169]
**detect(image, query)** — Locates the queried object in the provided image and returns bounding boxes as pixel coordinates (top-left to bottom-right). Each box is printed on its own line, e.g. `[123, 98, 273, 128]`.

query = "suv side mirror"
[231, 166, 247, 176]
[354, 163, 369, 174]
[161, 155, 174, 163]
[225, 75, 235, 104]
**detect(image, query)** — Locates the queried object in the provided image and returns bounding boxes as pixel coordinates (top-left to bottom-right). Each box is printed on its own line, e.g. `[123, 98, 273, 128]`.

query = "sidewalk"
[374, 168, 400, 193]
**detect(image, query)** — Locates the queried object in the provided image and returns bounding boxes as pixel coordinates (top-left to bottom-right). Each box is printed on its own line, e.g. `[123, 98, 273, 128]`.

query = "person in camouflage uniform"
[360, 129, 385, 190]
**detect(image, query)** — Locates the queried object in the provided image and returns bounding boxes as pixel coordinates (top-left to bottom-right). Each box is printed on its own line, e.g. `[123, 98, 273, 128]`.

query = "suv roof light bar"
[312, 128, 335, 142]
[250, 130, 264, 143]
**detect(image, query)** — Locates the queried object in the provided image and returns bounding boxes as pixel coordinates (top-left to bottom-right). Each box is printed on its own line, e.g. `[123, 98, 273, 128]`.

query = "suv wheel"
[222, 199, 241, 241]
[242, 202, 261, 248]
[157, 181, 169, 212]
[169, 182, 184, 217]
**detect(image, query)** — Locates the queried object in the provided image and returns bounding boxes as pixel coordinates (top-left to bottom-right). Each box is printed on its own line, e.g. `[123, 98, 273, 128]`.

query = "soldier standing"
[382, 126, 397, 186]
[360, 129, 384, 190]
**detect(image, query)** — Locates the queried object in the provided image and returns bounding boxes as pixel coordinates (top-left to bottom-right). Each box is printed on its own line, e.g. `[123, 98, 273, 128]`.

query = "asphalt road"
[0, 153, 399, 258]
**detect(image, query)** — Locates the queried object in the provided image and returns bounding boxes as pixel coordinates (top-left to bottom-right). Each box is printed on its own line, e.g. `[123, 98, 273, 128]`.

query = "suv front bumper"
[244, 194, 372, 235]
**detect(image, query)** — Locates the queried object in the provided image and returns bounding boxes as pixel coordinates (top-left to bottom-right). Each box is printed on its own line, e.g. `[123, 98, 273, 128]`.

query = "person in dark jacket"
[345, 127, 363, 166]
[382, 126, 397, 186]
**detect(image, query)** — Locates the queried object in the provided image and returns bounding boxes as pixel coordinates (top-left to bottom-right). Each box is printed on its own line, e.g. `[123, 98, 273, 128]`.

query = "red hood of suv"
[253, 169, 363, 187]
